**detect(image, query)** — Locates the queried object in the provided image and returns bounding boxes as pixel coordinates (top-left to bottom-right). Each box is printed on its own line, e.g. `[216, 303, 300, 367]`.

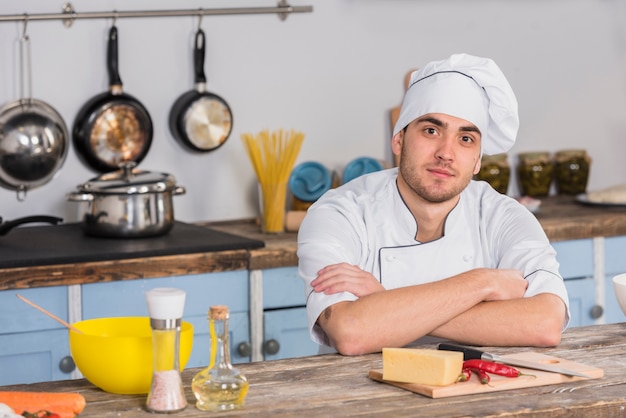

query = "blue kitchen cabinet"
[0, 286, 72, 385]
[553, 237, 626, 327]
[604, 274, 625, 324]
[563, 277, 597, 327]
[604, 236, 626, 324]
[552, 239, 594, 281]
[81, 270, 251, 367]
[552, 239, 597, 327]
[262, 267, 321, 360]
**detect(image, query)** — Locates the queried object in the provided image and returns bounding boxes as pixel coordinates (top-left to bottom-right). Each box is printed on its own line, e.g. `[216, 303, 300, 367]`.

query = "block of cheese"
[382, 348, 463, 386]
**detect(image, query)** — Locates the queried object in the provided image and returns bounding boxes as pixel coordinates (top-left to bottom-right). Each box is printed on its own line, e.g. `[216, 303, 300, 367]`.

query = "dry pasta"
[241, 129, 304, 232]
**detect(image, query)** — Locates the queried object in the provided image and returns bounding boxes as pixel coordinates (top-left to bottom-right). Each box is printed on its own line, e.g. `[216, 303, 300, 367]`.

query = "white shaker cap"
[145, 288, 186, 320]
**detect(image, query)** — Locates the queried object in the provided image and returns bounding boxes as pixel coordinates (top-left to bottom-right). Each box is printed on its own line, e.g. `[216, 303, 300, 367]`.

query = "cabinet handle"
[589, 304, 604, 319]
[264, 339, 280, 355]
[237, 342, 251, 357]
[59, 356, 76, 373]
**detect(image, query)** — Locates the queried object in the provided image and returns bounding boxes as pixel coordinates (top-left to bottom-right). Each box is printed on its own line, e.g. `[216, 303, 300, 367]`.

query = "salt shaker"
[145, 288, 188, 413]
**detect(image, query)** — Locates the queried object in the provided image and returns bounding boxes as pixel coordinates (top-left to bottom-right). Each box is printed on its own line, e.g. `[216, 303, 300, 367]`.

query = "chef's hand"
[478, 268, 528, 301]
[311, 263, 384, 298]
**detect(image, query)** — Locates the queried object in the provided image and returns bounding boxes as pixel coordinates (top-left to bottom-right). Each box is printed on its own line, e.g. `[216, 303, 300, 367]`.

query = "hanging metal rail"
[0, 1, 313, 26]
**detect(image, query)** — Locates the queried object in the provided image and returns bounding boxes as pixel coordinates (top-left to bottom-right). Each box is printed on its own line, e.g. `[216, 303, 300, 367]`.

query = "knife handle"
[437, 343, 484, 360]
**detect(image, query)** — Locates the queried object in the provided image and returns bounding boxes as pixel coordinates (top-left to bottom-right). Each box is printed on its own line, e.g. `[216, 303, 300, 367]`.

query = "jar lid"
[288, 161, 332, 202]
[76, 162, 177, 195]
[146, 288, 186, 320]
[343, 157, 384, 184]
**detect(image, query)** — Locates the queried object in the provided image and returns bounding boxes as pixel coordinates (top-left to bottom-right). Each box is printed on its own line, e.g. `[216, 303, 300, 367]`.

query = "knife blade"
[437, 343, 592, 378]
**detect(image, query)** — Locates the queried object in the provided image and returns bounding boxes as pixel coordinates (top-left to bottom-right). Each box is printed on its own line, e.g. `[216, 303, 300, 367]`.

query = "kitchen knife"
[437, 343, 592, 378]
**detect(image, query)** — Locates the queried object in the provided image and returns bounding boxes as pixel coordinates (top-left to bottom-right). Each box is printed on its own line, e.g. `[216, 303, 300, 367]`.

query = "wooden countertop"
[1, 194, 626, 291]
[533, 194, 626, 242]
[3, 323, 625, 417]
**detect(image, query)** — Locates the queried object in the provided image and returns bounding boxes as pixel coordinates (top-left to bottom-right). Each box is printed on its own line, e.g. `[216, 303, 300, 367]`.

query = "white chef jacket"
[297, 168, 570, 347]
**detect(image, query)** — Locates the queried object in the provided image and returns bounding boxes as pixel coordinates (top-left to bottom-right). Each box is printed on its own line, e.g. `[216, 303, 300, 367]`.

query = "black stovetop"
[0, 221, 265, 269]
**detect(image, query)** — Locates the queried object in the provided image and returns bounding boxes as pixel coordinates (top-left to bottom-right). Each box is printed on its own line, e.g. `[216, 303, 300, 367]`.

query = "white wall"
[1, 0, 625, 224]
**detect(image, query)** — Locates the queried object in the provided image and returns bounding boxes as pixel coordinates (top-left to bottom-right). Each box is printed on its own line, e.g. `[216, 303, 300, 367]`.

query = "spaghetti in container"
[242, 129, 304, 233]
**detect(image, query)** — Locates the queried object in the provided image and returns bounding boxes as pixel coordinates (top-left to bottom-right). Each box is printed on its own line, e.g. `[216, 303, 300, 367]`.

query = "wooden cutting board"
[369, 352, 604, 398]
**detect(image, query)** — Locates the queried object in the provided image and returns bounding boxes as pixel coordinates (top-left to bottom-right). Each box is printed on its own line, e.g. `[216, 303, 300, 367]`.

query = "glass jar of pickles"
[553, 149, 591, 195]
[517, 152, 554, 197]
[474, 153, 510, 194]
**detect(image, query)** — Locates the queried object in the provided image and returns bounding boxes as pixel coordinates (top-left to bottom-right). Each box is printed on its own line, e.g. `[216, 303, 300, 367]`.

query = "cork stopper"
[209, 305, 229, 320]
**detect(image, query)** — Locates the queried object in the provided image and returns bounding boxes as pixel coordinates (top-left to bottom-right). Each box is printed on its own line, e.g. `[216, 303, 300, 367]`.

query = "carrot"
[0, 392, 85, 418]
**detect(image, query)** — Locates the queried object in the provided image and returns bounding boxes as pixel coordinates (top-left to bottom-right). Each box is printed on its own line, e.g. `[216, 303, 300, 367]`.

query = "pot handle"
[194, 29, 207, 84]
[107, 25, 123, 89]
[174, 186, 186, 196]
[0, 215, 63, 236]
[67, 192, 94, 202]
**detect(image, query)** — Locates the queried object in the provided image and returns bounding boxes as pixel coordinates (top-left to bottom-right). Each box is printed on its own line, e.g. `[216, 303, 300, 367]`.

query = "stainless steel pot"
[67, 163, 186, 238]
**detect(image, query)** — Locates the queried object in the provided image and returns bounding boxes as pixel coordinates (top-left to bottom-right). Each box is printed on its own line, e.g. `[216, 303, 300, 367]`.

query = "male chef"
[297, 53, 570, 355]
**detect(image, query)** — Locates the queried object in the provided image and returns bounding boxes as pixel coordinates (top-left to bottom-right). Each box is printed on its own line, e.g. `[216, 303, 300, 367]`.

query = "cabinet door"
[552, 240, 594, 280]
[603, 236, 626, 324]
[262, 267, 321, 360]
[553, 240, 596, 327]
[191, 311, 250, 367]
[0, 329, 71, 385]
[564, 278, 596, 327]
[604, 274, 625, 324]
[263, 266, 307, 309]
[81, 271, 251, 367]
[0, 287, 71, 385]
[263, 307, 320, 361]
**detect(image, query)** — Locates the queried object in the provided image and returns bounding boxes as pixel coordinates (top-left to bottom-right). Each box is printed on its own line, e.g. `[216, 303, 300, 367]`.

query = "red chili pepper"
[463, 359, 521, 377]
[457, 368, 472, 382]
[472, 368, 491, 385]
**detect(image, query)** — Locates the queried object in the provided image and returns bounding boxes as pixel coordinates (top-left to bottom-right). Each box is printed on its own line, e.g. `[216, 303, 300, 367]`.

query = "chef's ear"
[391, 130, 404, 158]
[473, 153, 482, 175]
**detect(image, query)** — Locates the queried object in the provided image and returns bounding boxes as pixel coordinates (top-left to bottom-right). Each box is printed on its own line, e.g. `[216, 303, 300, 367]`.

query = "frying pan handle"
[194, 29, 207, 85]
[0, 216, 63, 236]
[107, 25, 123, 88]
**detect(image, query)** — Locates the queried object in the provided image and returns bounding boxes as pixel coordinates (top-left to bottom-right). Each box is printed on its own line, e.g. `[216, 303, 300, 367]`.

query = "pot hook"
[197, 9, 203, 29]
[19, 14, 33, 107]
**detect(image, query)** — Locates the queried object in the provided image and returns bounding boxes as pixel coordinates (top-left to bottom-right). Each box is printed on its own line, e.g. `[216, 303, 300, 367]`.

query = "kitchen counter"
[1, 194, 626, 290]
[2, 323, 625, 417]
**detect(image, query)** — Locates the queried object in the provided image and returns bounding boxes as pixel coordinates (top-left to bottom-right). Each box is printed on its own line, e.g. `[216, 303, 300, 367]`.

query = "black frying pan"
[72, 25, 153, 173]
[169, 28, 233, 152]
[0, 215, 63, 236]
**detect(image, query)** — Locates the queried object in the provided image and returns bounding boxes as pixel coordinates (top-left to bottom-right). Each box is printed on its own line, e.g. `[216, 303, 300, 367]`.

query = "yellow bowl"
[69, 316, 193, 395]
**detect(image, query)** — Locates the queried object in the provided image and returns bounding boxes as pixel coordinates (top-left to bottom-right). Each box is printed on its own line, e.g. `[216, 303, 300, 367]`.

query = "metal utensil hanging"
[169, 16, 233, 153]
[0, 16, 69, 200]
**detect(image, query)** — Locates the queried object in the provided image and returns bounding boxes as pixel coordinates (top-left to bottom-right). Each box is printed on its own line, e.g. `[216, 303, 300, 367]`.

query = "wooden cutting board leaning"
[368, 352, 604, 399]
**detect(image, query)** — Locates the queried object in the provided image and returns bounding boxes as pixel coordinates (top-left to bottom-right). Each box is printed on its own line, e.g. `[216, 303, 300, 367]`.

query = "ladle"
[16, 293, 83, 334]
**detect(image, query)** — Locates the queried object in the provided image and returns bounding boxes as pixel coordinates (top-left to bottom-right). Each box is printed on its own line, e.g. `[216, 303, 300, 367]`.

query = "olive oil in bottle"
[192, 305, 249, 411]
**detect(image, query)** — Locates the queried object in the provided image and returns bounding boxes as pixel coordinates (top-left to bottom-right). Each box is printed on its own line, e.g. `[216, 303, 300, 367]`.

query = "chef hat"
[392, 53, 519, 155]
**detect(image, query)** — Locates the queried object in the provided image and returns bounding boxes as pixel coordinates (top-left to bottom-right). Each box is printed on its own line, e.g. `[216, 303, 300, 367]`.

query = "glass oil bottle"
[192, 305, 249, 411]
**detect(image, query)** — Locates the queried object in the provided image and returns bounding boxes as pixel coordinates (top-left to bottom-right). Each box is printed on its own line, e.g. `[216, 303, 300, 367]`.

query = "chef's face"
[392, 113, 482, 204]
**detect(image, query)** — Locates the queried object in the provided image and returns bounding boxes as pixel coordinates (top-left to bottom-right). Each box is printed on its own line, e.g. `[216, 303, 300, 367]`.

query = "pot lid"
[76, 162, 177, 194]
